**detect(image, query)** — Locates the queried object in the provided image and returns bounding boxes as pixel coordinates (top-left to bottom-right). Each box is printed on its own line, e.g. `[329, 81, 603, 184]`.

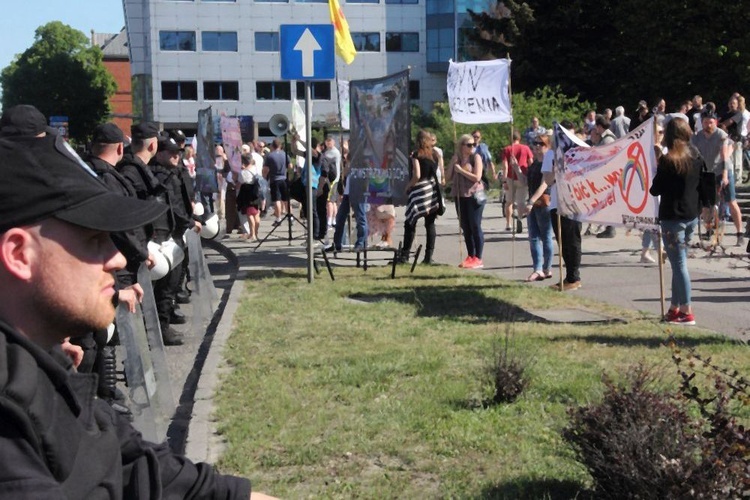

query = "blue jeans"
[527, 206, 554, 272]
[660, 218, 697, 307]
[458, 196, 485, 258]
[334, 195, 367, 250]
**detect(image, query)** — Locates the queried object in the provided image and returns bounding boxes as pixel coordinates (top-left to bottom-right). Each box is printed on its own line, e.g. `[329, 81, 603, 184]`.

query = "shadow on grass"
[547, 333, 739, 349]
[478, 478, 592, 500]
[349, 284, 537, 324]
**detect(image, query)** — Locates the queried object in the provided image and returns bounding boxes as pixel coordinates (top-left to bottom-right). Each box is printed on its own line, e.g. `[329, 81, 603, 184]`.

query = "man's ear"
[0, 228, 36, 281]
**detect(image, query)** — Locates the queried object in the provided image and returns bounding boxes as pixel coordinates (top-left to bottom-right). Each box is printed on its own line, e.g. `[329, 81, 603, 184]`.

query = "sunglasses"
[472, 135, 480, 139]
[532, 141, 545, 146]
[464, 142, 475, 147]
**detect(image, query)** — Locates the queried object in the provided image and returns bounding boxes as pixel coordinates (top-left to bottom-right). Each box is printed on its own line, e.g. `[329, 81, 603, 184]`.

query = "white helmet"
[193, 202, 205, 217]
[147, 239, 185, 280]
[200, 213, 220, 240]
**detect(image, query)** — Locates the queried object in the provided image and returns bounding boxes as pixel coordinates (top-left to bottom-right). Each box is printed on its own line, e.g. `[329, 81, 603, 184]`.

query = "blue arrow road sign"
[280, 24, 335, 81]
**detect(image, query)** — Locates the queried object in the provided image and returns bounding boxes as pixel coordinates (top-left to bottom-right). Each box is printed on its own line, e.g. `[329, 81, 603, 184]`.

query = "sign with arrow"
[280, 24, 335, 81]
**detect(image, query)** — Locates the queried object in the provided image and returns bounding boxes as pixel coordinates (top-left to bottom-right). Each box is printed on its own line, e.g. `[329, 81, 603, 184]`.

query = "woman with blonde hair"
[523, 133, 554, 281]
[650, 117, 703, 325]
[446, 133, 486, 269]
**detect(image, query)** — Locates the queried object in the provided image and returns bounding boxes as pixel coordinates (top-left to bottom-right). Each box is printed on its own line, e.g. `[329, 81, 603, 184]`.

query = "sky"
[0, 0, 125, 99]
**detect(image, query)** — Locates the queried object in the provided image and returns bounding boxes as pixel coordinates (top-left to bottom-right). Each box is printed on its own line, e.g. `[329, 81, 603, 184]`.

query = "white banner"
[446, 59, 512, 124]
[291, 98, 307, 143]
[557, 118, 659, 228]
[337, 79, 350, 130]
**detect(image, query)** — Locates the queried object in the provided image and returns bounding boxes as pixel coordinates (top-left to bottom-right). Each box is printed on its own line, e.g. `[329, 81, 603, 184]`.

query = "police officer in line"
[169, 129, 195, 306]
[84, 123, 158, 415]
[150, 134, 202, 345]
[117, 122, 185, 345]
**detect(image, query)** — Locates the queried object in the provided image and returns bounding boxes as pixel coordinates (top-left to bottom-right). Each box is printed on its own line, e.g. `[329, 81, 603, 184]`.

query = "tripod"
[253, 195, 307, 251]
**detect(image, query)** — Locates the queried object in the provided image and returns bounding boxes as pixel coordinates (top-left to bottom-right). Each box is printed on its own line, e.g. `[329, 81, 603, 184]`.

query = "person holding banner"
[447, 134, 486, 269]
[523, 134, 554, 281]
[650, 117, 702, 325]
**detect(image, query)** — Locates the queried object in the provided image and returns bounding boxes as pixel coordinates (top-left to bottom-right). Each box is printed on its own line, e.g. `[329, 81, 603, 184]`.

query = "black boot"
[422, 222, 436, 264]
[398, 224, 416, 264]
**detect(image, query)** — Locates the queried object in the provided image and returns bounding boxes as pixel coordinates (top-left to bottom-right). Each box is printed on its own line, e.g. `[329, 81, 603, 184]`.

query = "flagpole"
[551, 124, 564, 291]
[652, 118, 666, 318]
[506, 53, 517, 272]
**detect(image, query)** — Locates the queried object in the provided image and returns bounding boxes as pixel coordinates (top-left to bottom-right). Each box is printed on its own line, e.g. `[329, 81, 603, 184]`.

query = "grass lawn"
[213, 265, 748, 499]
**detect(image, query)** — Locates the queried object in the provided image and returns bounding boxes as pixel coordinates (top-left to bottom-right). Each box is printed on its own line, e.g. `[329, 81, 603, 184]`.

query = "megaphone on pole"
[268, 114, 289, 137]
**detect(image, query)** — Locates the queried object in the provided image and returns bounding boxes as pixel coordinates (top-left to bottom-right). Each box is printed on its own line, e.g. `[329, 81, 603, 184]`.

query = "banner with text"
[556, 117, 658, 228]
[348, 70, 410, 206]
[447, 59, 512, 124]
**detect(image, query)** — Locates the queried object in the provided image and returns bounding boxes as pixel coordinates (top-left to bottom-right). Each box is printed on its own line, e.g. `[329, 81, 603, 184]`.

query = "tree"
[465, 1, 535, 60]
[1, 21, 116, 143]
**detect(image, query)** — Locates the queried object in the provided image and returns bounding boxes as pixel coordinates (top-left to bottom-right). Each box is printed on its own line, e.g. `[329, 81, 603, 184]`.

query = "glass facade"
[425, 0, 485, 72]
[255, 32, 280, 52]
[159, 31, 196, 51]
[202, 31, 238, 51]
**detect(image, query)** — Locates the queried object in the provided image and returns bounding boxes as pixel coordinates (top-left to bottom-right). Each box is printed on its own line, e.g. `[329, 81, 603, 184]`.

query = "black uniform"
[87, 155, 151, 286]
[0, 320, 251, 498]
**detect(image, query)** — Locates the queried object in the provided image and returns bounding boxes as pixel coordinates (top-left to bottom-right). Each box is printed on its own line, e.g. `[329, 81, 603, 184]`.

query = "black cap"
[0, 134, 167, 233]
[0, 105, 48, 137]
[169, 129, 186, 143]
[92, 123, 124, 144]
[157, 135, 181, 153]
[131, 122, 160, 140]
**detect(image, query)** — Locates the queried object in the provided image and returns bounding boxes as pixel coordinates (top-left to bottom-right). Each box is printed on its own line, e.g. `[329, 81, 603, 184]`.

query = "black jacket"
[650, 151, 702, 221]
[117, 154, 174, 242]
[0, 320, 251, 498]
[87, 155, 151, 285]
[150, 162, 194, 240]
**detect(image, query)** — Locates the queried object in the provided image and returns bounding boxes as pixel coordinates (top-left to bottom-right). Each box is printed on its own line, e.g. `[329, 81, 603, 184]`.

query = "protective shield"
[186, 230, 218, 334]
[117, 286, 176, 442]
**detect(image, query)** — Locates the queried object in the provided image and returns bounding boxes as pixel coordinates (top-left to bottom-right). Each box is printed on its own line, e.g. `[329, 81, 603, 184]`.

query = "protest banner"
[447, 59, 512, 124]
[556, 118, 658, 228]
[348, 69, 411, 206]
[220, 115, 243, 176]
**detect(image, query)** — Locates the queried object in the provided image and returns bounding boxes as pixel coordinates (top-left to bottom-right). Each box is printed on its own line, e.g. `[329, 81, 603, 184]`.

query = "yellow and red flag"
[329, 0, 357, 64]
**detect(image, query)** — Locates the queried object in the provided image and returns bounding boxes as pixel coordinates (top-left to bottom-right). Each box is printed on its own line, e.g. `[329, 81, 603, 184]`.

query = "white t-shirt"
[741, 109, 750, 138]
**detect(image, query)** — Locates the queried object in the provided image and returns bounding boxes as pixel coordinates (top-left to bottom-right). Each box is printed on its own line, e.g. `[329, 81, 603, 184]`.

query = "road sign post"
[280, 24, 335, 283]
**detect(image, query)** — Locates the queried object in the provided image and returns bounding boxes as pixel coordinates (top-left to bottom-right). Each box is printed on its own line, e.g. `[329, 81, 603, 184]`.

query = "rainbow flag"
[329, 0, 357, 64]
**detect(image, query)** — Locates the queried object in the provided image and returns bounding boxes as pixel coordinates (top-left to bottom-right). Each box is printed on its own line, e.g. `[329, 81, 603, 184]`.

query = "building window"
[159, 31, 196, 51]
[204, 81, 239, 100]
[426, 0, 453, 14]
[295, 81, 331, 100]
[386, 32, 419, 52]
[426, 27, 453, 63]
[255, 32, 280, 52]
[351, 32, 380, 52]
[295, 0, 326, 2]
[409, 80, 420, 100]
[256, 81, 291, 100]
[202, 0, 236, 2]
[347, 0, 379, 3]
[202, 31, 238, 51]
[386, 0, 417, 3]
[254, 0, 288, 2]
[162, 81, 198, 100]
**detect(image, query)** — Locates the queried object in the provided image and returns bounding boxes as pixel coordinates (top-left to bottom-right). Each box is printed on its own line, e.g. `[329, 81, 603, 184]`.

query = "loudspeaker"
[269, 114, 289, 137]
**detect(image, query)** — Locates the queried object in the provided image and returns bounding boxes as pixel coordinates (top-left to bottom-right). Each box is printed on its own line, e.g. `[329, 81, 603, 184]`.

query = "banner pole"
[556, 210, 564, 291]
[507, 53, 516, 272]
[453, 121, 463, 263]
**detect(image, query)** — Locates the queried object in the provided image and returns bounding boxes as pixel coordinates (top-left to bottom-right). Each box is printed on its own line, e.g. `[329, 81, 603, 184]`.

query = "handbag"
[473, 189, 487, 205]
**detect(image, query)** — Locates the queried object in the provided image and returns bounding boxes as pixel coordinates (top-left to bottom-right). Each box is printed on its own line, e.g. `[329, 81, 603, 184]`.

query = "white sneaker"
[640, 253, 656, 263]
